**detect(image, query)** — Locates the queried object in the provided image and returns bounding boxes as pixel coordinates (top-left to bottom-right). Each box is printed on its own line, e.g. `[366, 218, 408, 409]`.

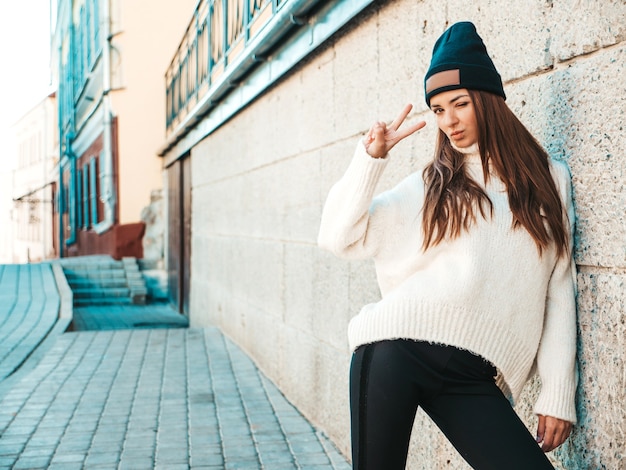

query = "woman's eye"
[456, 102, 469, 108]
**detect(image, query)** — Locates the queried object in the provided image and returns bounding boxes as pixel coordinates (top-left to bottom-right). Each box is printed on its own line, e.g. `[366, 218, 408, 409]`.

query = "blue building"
[52, 0, 195, 259]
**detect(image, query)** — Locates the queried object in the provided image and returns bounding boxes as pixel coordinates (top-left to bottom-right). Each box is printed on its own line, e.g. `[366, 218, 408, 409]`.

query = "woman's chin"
[451, 139, 472, 148]
[449, 139, 478, 152]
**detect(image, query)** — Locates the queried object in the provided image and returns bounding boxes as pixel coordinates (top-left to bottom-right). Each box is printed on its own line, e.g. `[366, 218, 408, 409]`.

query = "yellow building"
[52, 0, 196, 258]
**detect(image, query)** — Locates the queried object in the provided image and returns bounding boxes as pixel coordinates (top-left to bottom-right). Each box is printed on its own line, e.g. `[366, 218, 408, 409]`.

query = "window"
[64, 162, 77, 245]
[76, 168, 82, 229]
[60, 34, 74, 129]
[90, 157, 99, 225]
[71, 0, 102, 100]
[82, 163, 89, 229]
[73, 23, 84, 97]
[93, 0, 100, 52]
[85, 1, 92, 67]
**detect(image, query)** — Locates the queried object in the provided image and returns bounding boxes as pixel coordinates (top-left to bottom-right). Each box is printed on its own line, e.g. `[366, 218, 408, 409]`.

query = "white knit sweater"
[318, 141, 578, 423]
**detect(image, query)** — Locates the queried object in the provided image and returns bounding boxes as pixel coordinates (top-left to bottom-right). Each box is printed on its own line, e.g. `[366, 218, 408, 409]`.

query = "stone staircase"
[60, 255, 148, 306]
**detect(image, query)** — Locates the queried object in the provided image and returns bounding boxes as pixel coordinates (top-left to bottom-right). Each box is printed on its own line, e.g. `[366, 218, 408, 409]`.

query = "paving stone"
[54, 440, 92, 453]
[190, 453, 226, 466]
[0, 425, 35, 437]
[83, 451, 120, 465]
[118, 457, 155, 469]
[0, 456, 17, 467]
[260, 450, 296, 464]
[0, 265, 350, 469]
[12, 455, 51, 469]
[155, 464, 190, 470]
[298, 452, 333, 465]
[48, 452, 86, 464]
[26, 434, 61, 447]
[46, 463, 83, 470]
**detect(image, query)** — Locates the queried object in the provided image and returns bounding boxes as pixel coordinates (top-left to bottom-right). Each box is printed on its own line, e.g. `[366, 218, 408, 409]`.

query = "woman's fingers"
[389, 103, 414, 130]
[396, 120, 427, 140]
[549, 420, 572, 451]
[365, 123, 386, 145]
[389, 104, 426, 141]
[364, 122, 388, 159]
[364, 105, 427, 158]
[536, 415, 572, 452]
[536, 415, 546, 445]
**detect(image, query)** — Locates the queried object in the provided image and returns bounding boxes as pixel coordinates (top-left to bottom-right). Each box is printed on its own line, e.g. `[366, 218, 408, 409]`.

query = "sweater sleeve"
[533, 160, 578, 423]
[317, 141, 395, 260]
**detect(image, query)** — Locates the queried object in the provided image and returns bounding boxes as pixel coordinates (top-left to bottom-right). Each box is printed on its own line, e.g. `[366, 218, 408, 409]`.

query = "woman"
[318, 22, 577, 469]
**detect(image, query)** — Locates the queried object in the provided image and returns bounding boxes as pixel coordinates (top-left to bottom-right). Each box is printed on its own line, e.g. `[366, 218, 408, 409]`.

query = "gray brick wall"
[180, 1, 626, 467]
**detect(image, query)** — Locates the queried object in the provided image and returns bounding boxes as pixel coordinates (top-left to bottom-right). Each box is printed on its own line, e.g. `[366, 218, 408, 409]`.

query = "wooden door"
[181, 156, 192, 316]
[167, 161, 181, 310]
[167, 154, 192, 316]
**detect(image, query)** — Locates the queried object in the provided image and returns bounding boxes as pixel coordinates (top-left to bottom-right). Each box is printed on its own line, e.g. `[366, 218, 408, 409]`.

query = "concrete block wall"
[185, 1, 626, 467]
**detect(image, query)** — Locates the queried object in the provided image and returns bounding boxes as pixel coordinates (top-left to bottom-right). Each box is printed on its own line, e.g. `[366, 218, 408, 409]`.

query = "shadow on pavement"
[69, 302, 189, 332]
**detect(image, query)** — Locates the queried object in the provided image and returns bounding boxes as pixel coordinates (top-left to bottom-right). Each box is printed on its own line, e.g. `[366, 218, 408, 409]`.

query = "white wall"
[179, 1, 626, 467]
[11, 96, 58, 263]
[0, 138, 15, 264]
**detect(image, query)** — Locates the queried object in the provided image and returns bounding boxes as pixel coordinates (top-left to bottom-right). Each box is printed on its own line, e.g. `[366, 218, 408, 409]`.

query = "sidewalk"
[70, 304, 190, 331]
[0, 264, 351, 469]
[0, 264, 62, 381]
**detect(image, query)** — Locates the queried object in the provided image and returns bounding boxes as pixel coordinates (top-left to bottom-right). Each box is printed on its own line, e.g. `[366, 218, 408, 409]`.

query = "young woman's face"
[430, 88, 478, 148]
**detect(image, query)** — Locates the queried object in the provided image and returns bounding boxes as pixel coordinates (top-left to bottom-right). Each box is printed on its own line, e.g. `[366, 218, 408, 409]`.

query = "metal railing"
[165, 0, 286, 132]
[160, 0, 375, 158]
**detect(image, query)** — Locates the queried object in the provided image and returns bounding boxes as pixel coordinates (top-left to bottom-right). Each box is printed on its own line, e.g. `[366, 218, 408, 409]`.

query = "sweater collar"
[451, 142, 486, 169]
[451, 141, 480, 158]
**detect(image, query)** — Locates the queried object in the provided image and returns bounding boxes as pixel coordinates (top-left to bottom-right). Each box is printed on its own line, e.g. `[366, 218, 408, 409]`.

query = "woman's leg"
[421, 348, 555, 470]
[349, 341, 424, 470]
[350, 341, 552, 469]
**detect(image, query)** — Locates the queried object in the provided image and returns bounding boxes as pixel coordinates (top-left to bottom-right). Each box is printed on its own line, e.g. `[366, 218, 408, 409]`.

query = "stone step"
[142, 269, 168, 301]
[59, 258, 125, 270]
[73, 297, 133, 306]
[67, 278, 129, 289]
[137, 259, 161, 270]
[64, 268, 127, 280]
[60, 255, 149, 306]
[72, 287, 131, 299]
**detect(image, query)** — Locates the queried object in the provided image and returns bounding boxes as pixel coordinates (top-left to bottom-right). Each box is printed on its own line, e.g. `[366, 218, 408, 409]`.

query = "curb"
[50, 261, 73, 325]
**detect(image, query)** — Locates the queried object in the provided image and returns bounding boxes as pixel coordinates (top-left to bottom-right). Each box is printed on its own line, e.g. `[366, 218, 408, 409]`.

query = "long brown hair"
[422, 90, 568, 257]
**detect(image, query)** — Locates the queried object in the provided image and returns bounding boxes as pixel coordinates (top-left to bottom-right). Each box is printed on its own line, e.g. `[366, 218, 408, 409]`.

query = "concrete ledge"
[51, 262, 73, 323]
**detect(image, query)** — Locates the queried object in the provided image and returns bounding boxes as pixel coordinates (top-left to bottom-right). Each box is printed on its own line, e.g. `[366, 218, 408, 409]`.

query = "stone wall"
[184, 1, 626, 467]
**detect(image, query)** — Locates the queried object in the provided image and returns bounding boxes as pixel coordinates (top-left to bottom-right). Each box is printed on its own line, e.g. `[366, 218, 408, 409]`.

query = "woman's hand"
[536, 415, 573, 452]
[364, 104, 426, 159]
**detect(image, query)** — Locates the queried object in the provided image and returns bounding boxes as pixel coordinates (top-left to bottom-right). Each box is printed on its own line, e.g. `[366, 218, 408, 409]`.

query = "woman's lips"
[450, 130, 464, 140]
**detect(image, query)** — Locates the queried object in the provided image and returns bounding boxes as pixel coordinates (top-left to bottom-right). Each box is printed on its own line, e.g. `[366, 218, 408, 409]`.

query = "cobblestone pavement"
[0, 264, 61, 381]
[70, 304, 189, 331]
[0, 326, 350, 470]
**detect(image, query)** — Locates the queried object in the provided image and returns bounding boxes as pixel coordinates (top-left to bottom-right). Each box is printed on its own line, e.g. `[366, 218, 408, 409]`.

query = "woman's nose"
[443, 110, 458, 127]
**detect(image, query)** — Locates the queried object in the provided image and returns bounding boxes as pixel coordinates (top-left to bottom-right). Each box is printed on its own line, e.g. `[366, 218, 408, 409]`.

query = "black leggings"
[350, 340, 554, 470]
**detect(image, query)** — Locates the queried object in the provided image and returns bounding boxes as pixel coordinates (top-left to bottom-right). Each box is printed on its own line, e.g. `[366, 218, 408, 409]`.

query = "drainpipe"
[63, 133, 77, 247]
[58, 155, 64, 258]
[94, 0, 115, 235]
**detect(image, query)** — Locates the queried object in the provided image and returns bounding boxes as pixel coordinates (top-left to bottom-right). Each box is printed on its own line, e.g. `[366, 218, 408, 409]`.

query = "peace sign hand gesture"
[364, 104, 427, 159]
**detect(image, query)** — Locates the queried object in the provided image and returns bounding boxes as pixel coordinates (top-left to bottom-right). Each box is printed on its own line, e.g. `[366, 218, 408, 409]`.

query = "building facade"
[161, 0, 626, 467]
[11, 94, 59, 263]
[52, 0, 196, 259]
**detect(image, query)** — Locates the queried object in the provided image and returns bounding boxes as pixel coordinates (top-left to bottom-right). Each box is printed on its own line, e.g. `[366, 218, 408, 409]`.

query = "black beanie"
[424, 22, 505, 106]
